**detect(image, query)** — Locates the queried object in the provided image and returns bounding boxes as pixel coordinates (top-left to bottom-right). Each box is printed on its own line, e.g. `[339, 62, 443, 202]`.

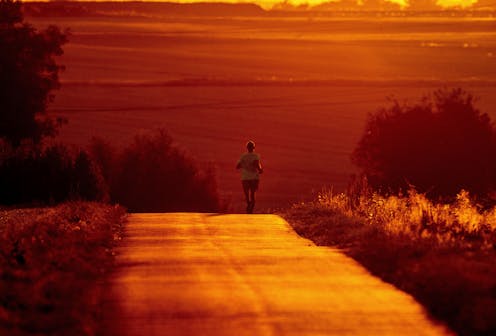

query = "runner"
[236, 141, 263, 213]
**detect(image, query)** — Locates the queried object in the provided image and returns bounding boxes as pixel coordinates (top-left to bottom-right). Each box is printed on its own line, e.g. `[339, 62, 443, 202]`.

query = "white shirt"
[238, 152, 261, 180]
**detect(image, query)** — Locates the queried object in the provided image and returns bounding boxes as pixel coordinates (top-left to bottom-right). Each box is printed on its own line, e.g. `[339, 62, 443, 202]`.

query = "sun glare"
[25, 0, 482, 10]
[387, 0, 409, 7]
[266, 0, 478, 8]
[173, 0, 473, 9]
[276, 0, 411, 8]
[436, 0, 478, 7]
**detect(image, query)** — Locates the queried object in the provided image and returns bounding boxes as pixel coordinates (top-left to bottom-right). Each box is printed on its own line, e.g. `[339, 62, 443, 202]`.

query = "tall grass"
[317, 188, 496, 250]
[283, 187, 496, 336]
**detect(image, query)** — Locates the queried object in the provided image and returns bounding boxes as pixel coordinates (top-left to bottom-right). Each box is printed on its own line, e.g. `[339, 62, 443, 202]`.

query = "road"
[100, 213, 452, 336]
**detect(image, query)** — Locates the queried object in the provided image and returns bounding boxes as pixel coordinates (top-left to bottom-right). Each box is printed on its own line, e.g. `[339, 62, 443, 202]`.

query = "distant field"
[29, 13, 496, 210]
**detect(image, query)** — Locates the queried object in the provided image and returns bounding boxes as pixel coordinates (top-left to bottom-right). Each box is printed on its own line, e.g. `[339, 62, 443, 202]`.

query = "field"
[29, 10, 496, 211]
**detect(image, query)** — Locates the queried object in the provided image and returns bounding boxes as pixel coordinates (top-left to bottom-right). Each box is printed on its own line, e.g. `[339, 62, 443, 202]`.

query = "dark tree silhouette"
[0, 0, 68, 147]
[352, 88, 496, 199]
[110, 129, 220, 212]
[0, 144, 106, 205]
[88, 136, 115, 187]
[73, 150, 107, 201]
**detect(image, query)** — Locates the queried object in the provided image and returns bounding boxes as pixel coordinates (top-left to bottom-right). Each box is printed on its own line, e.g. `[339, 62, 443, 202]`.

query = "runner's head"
[246, 141, 255, 152]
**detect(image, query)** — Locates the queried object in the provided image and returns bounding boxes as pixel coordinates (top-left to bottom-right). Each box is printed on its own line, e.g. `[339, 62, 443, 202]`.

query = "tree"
[87, 131, 221, 212]
[111, 129, 220, 212]
[0, 0, 68, 147]
[0, 144, 107, 204]
[352, 88, 496, 199]
[73, 150, 107, 201]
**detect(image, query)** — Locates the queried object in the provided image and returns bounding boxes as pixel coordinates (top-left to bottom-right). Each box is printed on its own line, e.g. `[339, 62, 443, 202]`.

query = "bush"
[0, 143, 107, 205]
[352, 88, 496, 200]
[0, 202, 126, 335]
[0, 129, 221, 211]
[89, 129, 220, 212]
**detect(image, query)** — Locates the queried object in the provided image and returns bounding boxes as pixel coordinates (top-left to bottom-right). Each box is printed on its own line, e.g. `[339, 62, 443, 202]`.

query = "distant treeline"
[22, 1, 495, 18]
[22, 1, 266, 18]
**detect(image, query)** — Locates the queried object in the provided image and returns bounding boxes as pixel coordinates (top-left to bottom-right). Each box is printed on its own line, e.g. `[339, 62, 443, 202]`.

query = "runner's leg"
[248, 180, 257, 213]
[249, 189, 256, 213]
[242, 181, 250, 213]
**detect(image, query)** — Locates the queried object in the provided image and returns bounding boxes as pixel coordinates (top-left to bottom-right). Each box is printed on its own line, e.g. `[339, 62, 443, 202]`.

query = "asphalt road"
[100, 213, 452, 336]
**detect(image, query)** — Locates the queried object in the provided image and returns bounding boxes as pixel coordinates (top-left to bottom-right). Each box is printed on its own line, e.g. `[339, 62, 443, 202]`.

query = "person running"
[236, 141, 263, 214]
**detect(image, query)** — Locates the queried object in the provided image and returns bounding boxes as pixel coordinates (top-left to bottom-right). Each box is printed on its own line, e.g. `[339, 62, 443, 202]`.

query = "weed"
[0, 202, 126, 335]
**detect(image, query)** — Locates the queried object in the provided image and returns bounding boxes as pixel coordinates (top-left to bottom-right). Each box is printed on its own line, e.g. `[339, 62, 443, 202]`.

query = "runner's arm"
[254, 160, 263, 174]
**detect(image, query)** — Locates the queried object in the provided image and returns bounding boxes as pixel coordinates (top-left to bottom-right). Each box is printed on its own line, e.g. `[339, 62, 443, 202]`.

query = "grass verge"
[0, 202, 126, 336]
[281, 190, 496, 336]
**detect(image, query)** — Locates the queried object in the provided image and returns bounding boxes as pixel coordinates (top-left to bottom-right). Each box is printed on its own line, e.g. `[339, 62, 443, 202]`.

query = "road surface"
[100, 213, 451, 336]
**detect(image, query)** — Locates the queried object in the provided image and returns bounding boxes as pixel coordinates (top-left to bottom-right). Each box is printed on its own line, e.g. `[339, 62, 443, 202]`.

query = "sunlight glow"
[387, 0, 409, 7]
[33, 0, 483, 10]
[281, 0, 411, 8]
[169, 0, 475, 9]
[435, 0, 478, 8]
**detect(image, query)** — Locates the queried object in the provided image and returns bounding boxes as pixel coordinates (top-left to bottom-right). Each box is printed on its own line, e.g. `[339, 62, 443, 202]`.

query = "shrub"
[0, 129, 220, 211]
[0, 202, 126, 335]
[0, 144, 107, 205]
[89, 129, 220, 212]
[315, 188, 496, 249]
[352, 88, 496, 200]
[73, 150, 108, 201]
[87, 136, 115, 188]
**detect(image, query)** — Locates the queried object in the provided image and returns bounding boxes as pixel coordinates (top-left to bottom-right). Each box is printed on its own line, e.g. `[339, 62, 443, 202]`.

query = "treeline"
[22, 2, 265, 18]
[0, 144, 104, 204]
[22, 1, 495, 18]
[0, 129, 221, 212]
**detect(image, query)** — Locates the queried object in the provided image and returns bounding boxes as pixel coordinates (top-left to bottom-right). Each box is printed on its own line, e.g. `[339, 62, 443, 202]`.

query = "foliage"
[282, 188, 496, 336]
[0, 143, 107, 205]
[316, 187, 496, 249]
[89, 129, 221, 212]
[352, 88, 496, 199]
[0, 0, 68, 147]
[0, 129, 221, 211]
[0, 202, 126, 336]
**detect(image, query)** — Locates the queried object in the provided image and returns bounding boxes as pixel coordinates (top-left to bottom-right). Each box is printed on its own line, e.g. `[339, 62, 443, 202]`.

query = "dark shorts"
[242, 179, 259, 192]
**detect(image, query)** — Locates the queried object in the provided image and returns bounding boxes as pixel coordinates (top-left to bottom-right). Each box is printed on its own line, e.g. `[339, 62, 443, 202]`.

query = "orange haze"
[25, 0, 481, 9]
